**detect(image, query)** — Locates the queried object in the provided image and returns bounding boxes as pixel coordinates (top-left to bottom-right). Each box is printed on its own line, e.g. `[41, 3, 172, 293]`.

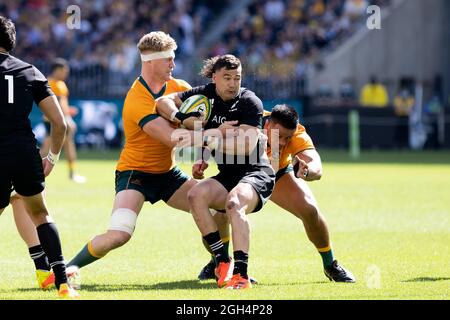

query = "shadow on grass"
[76, 280, 214, 292]
[258, 281, 329, 287]
[10, 288, 43, 293]
[9, 280, 331, 293]
[12, 280, 212, 293]
[402, 277, 450, 283]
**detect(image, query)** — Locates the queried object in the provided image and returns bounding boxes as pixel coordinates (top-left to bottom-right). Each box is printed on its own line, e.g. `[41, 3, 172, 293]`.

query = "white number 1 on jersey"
[5, 75, 13, 103]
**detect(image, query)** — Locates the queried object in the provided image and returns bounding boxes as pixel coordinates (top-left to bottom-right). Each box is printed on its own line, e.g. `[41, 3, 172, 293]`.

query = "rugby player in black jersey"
[157, 54, 275, 289]
[0, 16, 78, 298]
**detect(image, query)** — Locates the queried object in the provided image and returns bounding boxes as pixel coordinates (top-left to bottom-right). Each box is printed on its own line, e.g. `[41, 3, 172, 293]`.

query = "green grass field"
[0, 149, 449, 300]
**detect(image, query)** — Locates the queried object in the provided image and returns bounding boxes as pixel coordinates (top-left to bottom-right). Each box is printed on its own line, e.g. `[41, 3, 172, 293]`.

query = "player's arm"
[32, 67, 67, 175]
[293, 148, 323, 181]
[220, 124, 260, 156]
[38, 95, 67, 175]
[156, 93, 201, 126]
[141, 116, 229, 149]
[155, 93, 181, 120]
[141, 116, 180, 148]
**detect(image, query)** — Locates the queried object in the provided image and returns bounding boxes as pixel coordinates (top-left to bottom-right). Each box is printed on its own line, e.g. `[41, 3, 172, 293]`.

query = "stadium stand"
[0, 0, 390, 99]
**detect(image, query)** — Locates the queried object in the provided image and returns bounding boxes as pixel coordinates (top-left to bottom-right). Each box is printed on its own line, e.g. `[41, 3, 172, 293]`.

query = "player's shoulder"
[124, 78, 153, 109]
[1, 54, 38, 77]
[239, 87, 263, 107]
[179, 83, 214, 100]
[128, 77, 147, 96]
[191, 82, 214, 94]
[295, 122, 307, 134]
[49, 78, 67, 88]
[1, 54, 32, 69]
[169, 78, 192, 91]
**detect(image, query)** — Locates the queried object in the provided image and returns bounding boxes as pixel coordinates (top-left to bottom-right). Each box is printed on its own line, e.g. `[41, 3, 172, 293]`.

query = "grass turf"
[0, 149, 449, 299]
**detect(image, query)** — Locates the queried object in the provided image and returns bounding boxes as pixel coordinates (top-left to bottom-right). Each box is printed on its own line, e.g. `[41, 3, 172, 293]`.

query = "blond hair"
[137, 31, 177, 53]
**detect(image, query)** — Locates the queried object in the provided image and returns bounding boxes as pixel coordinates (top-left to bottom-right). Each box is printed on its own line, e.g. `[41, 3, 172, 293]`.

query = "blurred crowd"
[1, 0, 389, 76]
[207, 0, 391, 81]
[0, 0, 224, 72]
[0, 0, 391, 96]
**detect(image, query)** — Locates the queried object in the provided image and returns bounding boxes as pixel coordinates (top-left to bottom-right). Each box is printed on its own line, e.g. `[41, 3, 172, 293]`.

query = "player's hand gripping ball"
[178, 95, 212, 129]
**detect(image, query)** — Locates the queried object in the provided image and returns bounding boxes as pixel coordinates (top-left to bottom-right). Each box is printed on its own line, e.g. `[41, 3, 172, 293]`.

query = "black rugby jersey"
[179, 83, 269, 172]
[0, 52, 53, 145]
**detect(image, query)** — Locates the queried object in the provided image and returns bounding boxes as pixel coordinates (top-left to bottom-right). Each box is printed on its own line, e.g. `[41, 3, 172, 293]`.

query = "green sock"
[319, 248, 335, 268]
[68, 242, 102, 269]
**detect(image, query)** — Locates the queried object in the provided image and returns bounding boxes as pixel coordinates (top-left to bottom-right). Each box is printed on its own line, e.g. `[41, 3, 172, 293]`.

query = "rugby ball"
[179, 94, 212, 123]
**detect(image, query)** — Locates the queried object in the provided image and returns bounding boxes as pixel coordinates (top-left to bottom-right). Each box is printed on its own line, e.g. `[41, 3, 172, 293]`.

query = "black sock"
[233, 250, 249, 279]
[203, 231, 229, 264]
[28, 245, 50, 271]
[36, 223, 67, 289]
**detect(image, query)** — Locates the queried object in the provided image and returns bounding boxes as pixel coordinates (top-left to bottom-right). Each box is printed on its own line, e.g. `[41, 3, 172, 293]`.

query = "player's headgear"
[137, 31, 177, 62]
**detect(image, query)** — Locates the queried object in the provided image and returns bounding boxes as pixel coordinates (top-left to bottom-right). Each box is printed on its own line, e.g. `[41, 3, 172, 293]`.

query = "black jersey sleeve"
[31, 66, 54, 104]
[178, 84, 212, 102]
[238, 92, 264, 128]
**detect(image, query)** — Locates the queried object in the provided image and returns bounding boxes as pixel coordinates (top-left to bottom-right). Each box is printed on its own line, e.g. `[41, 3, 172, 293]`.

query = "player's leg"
[20, 192, 79, 297]
[187, 178, 232, 287]
[13, 145, 79, 297]
[11, 195, 42, 247]
[165, 177, 197, 212]
[198, 211, 230, 280]
[11, 195, 54, 288]
[271, 171, 355, 282]
[0, 180, 11, 216]
[164, 176, 232, 278]
[63, 120, 85, 183]
[272, 171, 331, 252]
[223, 166, 275, 290]
[223, 182, 260, 289]
[68, 189, 145, 268]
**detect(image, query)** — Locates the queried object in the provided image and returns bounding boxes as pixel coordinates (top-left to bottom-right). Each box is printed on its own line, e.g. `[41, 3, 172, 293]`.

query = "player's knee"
[106, 230, 132, 249]
[25, 203, 48, 217]
[187, 187, 208, 207]
[213, 210, 230, 225]
[109, 208, 137, 241]
[225, 194, 245, 218]
[294, 199, 319, 222]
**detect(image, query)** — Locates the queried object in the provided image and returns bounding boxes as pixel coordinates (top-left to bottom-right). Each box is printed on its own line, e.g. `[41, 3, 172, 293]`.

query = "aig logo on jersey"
[211, 115, 227, 124]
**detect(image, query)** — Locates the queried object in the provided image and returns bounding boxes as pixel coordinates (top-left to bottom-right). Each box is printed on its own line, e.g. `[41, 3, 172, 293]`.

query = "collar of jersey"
[138, 75, 166, 99]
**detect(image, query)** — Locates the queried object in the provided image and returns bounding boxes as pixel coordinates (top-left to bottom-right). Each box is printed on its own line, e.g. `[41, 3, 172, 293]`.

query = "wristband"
[170, 110, 179, 122]
[46, 150, 60, 165]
